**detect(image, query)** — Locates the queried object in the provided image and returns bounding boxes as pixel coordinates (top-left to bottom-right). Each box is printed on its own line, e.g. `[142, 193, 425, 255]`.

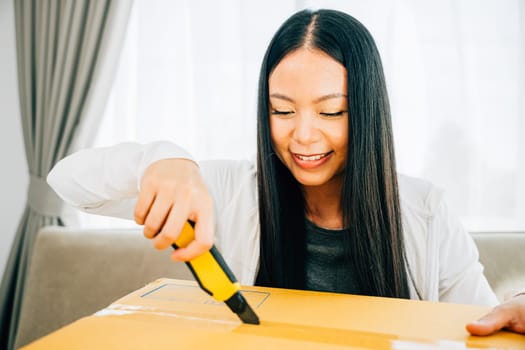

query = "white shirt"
[47, 141, 498, 306]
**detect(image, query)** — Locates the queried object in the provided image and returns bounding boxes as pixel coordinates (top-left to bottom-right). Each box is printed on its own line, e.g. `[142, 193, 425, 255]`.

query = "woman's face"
[269, 48, 348, 189]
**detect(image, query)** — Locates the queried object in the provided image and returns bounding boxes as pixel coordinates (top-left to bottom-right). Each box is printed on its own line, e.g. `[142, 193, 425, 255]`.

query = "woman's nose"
[293, 112, 319, 145]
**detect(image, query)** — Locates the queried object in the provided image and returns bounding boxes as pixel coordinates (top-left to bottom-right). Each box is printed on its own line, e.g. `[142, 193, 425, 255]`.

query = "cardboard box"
[22, 278, 524, 349]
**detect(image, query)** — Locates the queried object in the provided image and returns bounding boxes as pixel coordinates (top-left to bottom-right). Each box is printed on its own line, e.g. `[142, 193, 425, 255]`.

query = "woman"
[48, 9, 524, 335]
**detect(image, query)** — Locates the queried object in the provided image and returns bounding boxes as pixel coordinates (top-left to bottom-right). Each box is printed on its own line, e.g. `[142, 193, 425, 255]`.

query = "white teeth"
[296, 153, 327, 161]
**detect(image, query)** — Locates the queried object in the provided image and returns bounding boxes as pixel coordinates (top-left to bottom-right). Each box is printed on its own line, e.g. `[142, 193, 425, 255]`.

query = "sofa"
[14, 226, 525, 348]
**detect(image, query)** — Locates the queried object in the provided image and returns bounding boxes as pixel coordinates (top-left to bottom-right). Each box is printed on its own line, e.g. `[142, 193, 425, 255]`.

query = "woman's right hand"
[134, 158, 214, 262]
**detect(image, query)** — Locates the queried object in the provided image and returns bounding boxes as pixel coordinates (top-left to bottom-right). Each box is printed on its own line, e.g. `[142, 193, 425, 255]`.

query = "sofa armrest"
[471, 232, 525, 302]
[15, 226, 193, 348]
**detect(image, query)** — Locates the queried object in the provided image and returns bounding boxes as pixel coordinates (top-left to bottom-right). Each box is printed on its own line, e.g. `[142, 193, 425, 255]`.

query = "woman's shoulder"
[397, 173, 445, 219]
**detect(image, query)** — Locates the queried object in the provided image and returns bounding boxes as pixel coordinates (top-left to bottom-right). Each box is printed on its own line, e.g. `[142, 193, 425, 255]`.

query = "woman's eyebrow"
[313, 93, 347, 103]
[269, 92, 347, 103]
[270, 93, 294, 102]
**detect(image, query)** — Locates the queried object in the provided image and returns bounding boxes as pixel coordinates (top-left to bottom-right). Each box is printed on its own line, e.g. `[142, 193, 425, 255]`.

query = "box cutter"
[171, 221, 260, 325]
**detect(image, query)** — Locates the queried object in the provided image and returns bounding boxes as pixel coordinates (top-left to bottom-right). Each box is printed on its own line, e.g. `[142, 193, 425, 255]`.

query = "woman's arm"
[47, 141, 194, 218]
[432, 193, 498, 306]
[47, 141, 213, 261]
[427, 192, 525, 334]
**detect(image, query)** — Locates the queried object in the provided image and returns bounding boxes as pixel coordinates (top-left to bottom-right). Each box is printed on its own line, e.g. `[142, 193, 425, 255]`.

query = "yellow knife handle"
[172, 221, 240, 302]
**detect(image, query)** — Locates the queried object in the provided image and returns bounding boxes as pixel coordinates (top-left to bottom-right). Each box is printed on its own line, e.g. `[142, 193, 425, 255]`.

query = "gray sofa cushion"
[471, 232, 525, 301]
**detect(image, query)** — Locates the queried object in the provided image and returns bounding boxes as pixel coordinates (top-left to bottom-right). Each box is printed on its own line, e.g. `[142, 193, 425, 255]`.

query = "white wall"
[0, 0, 28, 280]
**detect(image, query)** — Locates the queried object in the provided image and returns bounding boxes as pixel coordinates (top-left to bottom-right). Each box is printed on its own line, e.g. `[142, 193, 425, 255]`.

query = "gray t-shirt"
[305, 219, 359, 294]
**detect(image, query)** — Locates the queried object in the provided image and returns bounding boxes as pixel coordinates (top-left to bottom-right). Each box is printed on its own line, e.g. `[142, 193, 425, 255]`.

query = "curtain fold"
[0, 1, 133, 349]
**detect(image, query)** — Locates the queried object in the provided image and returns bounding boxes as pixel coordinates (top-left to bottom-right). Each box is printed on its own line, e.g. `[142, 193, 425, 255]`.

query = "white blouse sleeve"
[47, 141, 194, 220]
[431, 191, 499, 307]
[48, 142, 260, 284]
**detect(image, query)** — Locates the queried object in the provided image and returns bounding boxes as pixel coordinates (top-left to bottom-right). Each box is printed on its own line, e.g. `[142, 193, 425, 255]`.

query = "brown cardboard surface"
[22, 278, 525, 349]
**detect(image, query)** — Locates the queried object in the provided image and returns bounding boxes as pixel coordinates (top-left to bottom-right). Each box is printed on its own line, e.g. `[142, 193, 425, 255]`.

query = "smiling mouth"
[293, 151, 333, 161]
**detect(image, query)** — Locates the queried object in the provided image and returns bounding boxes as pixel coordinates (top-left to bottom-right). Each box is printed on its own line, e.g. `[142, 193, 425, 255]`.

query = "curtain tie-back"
[27, 174, 64, 217]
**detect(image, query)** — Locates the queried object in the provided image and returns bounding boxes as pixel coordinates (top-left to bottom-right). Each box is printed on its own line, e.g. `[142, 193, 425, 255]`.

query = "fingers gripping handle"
[171, 221, 240, 301]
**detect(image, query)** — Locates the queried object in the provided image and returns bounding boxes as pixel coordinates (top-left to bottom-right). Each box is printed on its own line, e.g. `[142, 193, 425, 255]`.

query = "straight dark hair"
[255, 9, 414, 298]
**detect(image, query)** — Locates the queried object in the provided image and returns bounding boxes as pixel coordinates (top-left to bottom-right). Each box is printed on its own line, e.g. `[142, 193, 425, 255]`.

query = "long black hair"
[255, 9, 413, 299]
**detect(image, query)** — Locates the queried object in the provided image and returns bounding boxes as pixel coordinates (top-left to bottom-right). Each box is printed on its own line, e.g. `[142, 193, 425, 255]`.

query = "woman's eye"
[271, 110, 294, 116]
[320, 111, 346, 117]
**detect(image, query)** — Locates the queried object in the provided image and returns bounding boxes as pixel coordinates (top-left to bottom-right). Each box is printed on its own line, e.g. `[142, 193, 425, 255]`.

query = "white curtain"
[92, 0, 525, 231]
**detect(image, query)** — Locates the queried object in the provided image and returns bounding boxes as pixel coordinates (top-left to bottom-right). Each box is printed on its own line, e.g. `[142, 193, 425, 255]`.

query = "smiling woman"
[48, 6, 525, 337]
